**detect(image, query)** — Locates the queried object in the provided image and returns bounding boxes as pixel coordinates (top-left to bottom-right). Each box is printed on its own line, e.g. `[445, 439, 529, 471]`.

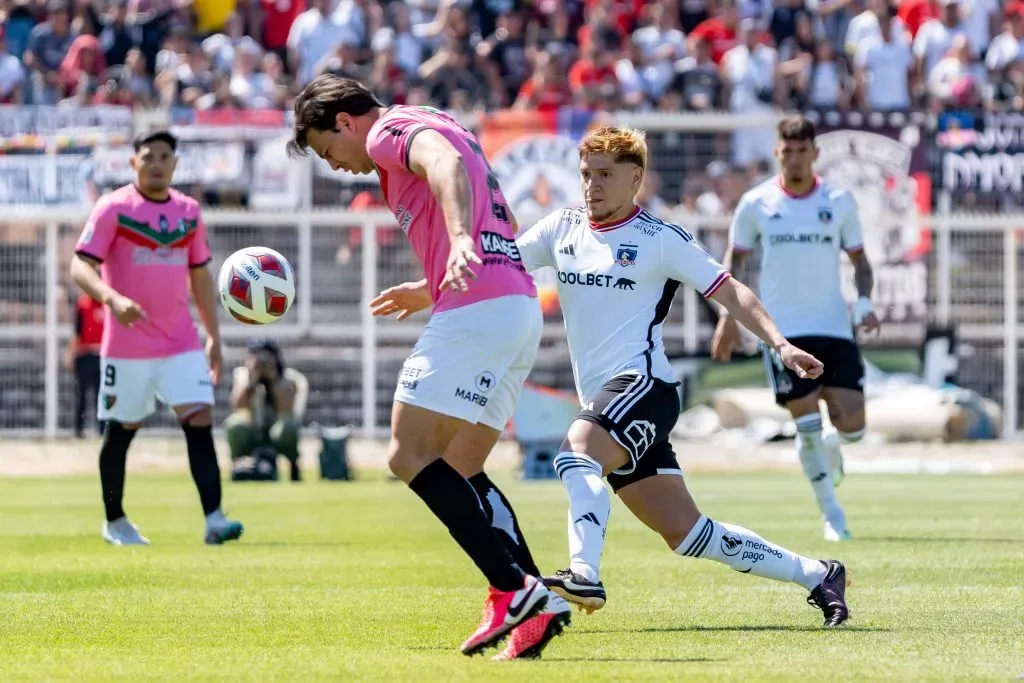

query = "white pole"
[297, 158, 313, 335]
[44, 222, 59, 438]
[361, 220, 378, 439]
[936, 192, 952, 326]
[1003, 227, 1018, 437]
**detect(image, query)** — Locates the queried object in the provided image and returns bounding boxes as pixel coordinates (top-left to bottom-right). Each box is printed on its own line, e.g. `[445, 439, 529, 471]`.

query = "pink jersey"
[365, 105, 537, 313]
[75, 184, 211, 359]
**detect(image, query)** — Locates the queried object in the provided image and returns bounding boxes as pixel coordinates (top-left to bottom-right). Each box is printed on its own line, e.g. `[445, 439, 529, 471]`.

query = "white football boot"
[102, 517, 150, 546]
[204, 509, 245, 545]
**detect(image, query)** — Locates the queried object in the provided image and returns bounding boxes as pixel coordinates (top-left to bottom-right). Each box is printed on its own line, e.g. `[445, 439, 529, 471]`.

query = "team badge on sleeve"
[616, 244, 638, 267]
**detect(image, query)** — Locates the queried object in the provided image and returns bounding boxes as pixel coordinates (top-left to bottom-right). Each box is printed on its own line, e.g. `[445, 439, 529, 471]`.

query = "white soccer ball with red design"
[218, 247, 296, 325]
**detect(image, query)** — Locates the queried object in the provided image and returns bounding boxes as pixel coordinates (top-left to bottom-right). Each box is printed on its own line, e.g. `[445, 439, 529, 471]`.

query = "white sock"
[794, 413, 847, 528]
[553, 451, 610, 583]
[837, 426, 866, 444]
[675, 515, 827, 590]
[205, 509, 226, 527]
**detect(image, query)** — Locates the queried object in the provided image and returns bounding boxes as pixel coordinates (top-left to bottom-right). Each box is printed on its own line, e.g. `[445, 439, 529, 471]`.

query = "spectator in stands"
[855, 2, 915, 110]
[287, 0, 345, 86]
[477, 10, 529, 108]
[568, 34, 621, 108]
[721, 18, 778, 169]
[631, 0, 687, 100]
[514, 49, 572, 111]
[674, 37, 723, 109]
[66, 291, 104, 439]
[927, 33, 984, 107]
[961, 0, 1000, 58]
[0, 27, 27, 103]
[914, 0, 970, 81]
[23, 0, 74, 104]
[98, 0, 138, 68]
[688, 0, 740, 64]
[59, 34, 106, 97]
[986, 5, 1024, 73]
[225, 339, 301, 481]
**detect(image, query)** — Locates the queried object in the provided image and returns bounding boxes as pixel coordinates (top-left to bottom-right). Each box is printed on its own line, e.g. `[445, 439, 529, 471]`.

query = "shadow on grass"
[585, 625, 890, 634]
[855, 535, 1017, 544]
[238, 541, 351, 547]
[546, 657, 723, 664]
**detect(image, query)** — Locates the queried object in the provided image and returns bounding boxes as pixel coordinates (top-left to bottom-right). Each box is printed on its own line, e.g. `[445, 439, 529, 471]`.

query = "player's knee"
[835, 422, 867, 443]
[180, 406, 212, 427]
[387, 442, 439, 483]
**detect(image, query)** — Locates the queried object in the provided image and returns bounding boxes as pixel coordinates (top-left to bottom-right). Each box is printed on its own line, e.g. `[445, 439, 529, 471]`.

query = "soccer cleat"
[492, 595, 572, 661]
[807, 560, 851, 627]
[823, 429, 845, 487]
[542, 568, 607, 614]
[204, 512, 244, 545]
[102, 517, 150, 546]
[460, 575, 549, 656]
[824, 521, 853, 542]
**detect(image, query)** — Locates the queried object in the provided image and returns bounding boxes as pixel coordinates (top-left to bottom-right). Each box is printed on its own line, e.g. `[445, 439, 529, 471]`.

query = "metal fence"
[1, 203, 1021, 439]
[1, 110, 1021, 438]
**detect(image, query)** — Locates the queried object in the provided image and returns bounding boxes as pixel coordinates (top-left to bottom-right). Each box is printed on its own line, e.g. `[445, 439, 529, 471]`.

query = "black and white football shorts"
[571, 373, 683, 493]
[762, 335, 865, 406]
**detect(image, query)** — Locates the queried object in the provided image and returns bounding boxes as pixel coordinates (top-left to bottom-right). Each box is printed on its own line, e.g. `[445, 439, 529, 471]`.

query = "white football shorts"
[394, 294, 542, 431]
[98, 350, 215, 423]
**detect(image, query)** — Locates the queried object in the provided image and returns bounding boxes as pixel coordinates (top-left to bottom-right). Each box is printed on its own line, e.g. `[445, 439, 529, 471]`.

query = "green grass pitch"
[1, 471, 1021, 681]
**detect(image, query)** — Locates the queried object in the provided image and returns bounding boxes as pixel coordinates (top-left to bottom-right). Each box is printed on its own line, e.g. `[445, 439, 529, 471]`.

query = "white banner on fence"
[0, 155, 93, 208]
[92, 143, 246, 185]
[0, 106, 133, 138]
[249, 137, 303, 210]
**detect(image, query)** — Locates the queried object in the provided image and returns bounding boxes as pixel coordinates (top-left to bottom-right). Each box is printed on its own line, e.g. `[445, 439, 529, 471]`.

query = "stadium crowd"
[0, 0, 1021, 114]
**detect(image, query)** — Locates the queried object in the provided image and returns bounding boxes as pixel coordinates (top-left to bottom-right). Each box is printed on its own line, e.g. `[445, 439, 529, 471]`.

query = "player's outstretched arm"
[711, 246, 749, 361]
[189, 265, 223, 384]
[70, 254, 146, 326]
[710, 277, 823, 380]
[369, 279, 432, 320]
[406, 129, 482, 293]
[847, 249, 880, 334]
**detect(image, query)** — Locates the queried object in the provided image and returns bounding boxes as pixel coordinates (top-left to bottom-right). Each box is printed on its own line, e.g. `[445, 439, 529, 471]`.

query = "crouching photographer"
[224, 339, 301, 481]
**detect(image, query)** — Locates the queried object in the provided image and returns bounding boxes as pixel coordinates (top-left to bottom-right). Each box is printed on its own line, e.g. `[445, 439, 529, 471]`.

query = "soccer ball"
[218, 247, 296, 325]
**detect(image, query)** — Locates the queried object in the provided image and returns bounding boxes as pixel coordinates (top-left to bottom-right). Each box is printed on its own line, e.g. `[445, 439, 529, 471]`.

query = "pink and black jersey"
[75, 184, 211, 359]
[365, 105, 537, 314]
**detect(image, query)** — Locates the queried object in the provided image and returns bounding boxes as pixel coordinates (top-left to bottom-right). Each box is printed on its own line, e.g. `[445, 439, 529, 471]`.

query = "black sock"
[409, 459, 525, 592]
[99, 421, 137, 522]
[182, 424, 222, 516]
[469, 473, 541, 577]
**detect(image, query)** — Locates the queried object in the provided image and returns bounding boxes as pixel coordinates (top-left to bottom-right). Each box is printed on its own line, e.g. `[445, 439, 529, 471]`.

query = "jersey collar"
[776, 175, 820, 199]
[589, 205, 642, 232]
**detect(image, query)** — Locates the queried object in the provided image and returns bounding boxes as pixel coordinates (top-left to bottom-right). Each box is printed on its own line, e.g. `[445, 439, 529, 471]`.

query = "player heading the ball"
[288, 74, 570, 660]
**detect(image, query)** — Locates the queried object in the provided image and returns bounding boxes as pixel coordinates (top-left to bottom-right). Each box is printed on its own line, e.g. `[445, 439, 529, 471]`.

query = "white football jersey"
[517, 206, 729, 405]
[730, 176, 864, 340]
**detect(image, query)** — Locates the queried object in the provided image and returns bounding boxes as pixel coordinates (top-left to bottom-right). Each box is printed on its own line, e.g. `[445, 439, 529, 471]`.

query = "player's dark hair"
[287, 75, 384, 158]
[133, 130, 178, 153]
[777, 116, 816, 143]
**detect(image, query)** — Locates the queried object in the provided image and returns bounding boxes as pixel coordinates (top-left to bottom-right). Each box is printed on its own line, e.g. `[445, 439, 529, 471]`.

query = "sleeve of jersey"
[839, 194, 865, 254]
[728, 196, 759, 252]
[515, 210, 560, 271]
[661, 228, 731, 299]
[189, 211, 212, 267]
[365, 113, 431, 173]
[75, 196, 117, 262]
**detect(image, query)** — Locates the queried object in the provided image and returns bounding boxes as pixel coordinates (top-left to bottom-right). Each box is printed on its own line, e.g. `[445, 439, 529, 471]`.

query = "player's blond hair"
[577, 126, 648, 171]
